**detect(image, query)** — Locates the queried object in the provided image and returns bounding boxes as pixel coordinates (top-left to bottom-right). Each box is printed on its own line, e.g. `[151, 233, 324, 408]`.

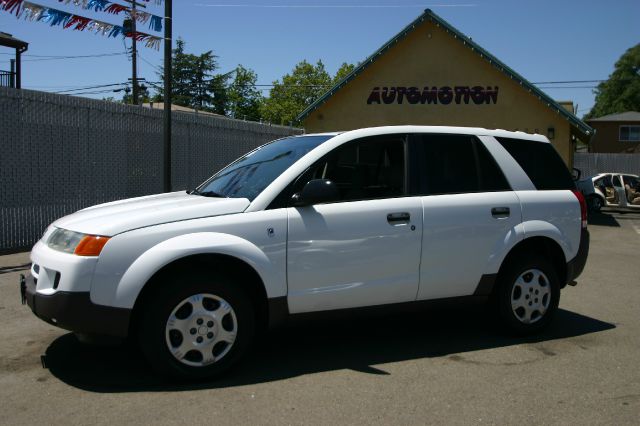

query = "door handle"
[387, 212, 411, 224]
[491, 207, 510, 218]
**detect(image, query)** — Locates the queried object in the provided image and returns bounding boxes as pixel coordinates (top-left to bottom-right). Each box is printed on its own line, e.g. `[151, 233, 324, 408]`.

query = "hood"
[53, 191, 250, 236]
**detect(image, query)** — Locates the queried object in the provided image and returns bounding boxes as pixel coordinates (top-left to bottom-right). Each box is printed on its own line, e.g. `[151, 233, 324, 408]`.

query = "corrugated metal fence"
[0, 87, 301, 252]
[574, 153, 640, 178]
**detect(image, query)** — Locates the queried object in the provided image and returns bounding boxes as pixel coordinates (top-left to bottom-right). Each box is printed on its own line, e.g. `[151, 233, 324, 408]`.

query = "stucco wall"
[587, 121, 640, 153]
[303, 19, 574, 164]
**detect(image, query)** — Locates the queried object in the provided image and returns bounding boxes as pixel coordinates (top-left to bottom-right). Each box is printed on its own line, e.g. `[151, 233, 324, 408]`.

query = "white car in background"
[22, 126, 589, 380]
[577, 173, 640, 212]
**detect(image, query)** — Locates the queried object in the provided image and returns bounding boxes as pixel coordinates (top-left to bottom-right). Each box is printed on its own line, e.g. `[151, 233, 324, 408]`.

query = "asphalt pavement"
[1, 210, 639, 425]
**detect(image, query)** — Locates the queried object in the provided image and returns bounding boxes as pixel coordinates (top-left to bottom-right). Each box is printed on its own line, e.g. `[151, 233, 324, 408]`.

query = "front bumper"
[22, 272, 131, 338]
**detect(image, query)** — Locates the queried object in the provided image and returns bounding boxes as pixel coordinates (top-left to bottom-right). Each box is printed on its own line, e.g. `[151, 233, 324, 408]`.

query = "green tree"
[228, 65, 264, 120]
[260, 60, 332, 125]
[209, 71, 234, 115]
[122, 84, 151, 104]
[333, 62, 356, 84]
[154, 38, 228, 113]
[585, 44, 640, 119]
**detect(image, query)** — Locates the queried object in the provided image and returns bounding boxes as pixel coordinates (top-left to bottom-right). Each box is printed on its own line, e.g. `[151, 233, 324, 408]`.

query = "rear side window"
[412, 134, 510, 195]
[495, 137, 575, 190]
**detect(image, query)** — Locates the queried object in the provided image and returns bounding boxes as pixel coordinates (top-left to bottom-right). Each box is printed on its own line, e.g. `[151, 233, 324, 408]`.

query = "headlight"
[47, 228, 110, 256]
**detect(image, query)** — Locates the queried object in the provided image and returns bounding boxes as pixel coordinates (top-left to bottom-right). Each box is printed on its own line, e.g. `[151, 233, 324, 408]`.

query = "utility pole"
[131, 1, 138, 105]
[124, 0, 145, 105]
[163, 0, 172, 192]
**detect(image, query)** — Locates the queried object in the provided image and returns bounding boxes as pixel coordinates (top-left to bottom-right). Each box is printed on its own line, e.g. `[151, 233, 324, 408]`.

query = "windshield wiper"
[190, 189, 226, 198]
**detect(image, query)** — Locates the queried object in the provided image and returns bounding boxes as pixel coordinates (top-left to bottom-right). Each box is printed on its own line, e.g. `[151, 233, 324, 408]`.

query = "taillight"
[572, 189, 587, 229]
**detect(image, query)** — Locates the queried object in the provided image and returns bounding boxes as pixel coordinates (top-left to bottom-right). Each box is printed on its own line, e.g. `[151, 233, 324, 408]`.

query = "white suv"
[22, 126, 589, 380]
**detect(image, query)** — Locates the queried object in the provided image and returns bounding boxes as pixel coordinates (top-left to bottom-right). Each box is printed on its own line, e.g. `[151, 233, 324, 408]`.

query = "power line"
[27, 84, 105, 89]
[55, 83, 129, 94]
[141, 79, 608, 89]
[66, 89, 123, 96]
[193, 3, 478, 9]
[138, 53, 163, 73]
[35, 77, 606, 97]
[0, 52, 128, 62]
[0, 52, 125, 58]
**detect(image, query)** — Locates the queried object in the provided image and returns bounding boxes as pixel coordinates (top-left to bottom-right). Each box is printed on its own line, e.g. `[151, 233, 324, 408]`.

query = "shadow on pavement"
[41, 305, 615, 393]
[588, 211, 621, 227]
[0, 263, 30, 275]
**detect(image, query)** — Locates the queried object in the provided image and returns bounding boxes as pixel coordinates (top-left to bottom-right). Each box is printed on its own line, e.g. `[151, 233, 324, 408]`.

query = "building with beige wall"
[298, 9, 593, 166]
[585, 112, 640, 153]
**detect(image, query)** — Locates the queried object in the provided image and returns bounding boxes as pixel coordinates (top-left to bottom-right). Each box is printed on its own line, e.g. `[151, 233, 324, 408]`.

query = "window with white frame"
[619, 125, 640, 142]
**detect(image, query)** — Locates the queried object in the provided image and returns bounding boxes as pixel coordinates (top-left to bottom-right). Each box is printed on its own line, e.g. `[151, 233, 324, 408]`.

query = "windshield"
[195, 135, 333, 201]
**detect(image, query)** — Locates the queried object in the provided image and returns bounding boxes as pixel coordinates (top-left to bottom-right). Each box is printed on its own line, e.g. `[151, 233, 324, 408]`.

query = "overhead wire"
[55, 83, 129, 94]
[0, 52, 128, 62]
[138, 53, 163, 73]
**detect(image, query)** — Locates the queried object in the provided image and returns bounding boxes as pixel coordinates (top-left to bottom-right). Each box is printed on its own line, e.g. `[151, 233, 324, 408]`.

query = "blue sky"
[1, 0, 638, 117]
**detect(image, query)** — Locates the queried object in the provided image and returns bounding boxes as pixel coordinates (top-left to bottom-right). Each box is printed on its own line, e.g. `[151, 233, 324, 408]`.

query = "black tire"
[587, 195, 603, 212]
[495, 255, 560, 335]
[138, 271, 255, 381]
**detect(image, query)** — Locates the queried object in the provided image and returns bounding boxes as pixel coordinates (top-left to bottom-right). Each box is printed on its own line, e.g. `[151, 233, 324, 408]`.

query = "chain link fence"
[574, 153, 640, 179]
[0, 87, 301, 253]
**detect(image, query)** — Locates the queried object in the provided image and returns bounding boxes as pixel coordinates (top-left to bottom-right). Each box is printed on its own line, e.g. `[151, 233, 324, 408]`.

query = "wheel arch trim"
[519, 220, 574, 260]
[481, 222, 572, 291]
[110, 232, 280, 310]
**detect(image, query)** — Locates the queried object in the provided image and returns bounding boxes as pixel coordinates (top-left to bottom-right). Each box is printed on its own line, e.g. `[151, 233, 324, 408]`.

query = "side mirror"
[291, 179, 339, 207]
[572, 168, 582, 181]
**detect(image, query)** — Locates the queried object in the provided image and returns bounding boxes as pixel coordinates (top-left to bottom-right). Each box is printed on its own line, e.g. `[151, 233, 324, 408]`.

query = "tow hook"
[20, 274, 26, 305]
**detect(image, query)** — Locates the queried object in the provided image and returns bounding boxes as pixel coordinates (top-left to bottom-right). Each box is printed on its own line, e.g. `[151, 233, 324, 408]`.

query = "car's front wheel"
[587, 195, 603, 212]
[495, 256, 560, 334]
[138, 272, 255, 380]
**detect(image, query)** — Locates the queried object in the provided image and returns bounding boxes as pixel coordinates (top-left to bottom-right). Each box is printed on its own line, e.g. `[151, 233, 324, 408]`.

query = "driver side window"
[270, 135, 406, 208]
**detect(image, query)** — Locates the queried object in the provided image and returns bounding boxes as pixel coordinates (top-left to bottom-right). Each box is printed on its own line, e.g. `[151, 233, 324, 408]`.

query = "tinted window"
[496, 137, 575, 190]
[475, 141, 511, 192]
[413, 134, 510, 195]
[196, 135, 331, 201]
[612, 175, 622, 187]
[291, 136, 406, 203]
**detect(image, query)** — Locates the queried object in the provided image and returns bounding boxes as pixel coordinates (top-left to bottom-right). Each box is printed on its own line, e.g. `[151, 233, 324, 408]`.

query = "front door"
[286, 135, 423, 313]
[622, 175, 640, 208]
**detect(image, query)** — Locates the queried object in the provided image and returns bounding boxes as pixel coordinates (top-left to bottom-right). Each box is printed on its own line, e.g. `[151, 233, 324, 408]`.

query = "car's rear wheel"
[495, 256, 560, 334]
[138, 272, 255, 381]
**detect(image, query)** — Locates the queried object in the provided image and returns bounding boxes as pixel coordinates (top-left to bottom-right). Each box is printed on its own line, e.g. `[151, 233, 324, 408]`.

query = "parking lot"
[1, 210, 639, 425]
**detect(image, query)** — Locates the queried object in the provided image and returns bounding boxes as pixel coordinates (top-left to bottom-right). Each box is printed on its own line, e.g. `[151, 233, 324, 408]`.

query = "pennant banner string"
[57, 0, 162, 31]
[0, 0, 162, 49]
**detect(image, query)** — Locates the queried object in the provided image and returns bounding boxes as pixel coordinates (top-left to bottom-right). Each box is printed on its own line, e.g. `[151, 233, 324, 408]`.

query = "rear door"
[612, 175, 626, 207]
[410, 133, 522, 300]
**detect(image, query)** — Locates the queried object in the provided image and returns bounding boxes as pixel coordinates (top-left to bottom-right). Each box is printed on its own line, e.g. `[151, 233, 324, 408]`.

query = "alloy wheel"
[510, 268, 551, 324]
[165, 293, 238, 367]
